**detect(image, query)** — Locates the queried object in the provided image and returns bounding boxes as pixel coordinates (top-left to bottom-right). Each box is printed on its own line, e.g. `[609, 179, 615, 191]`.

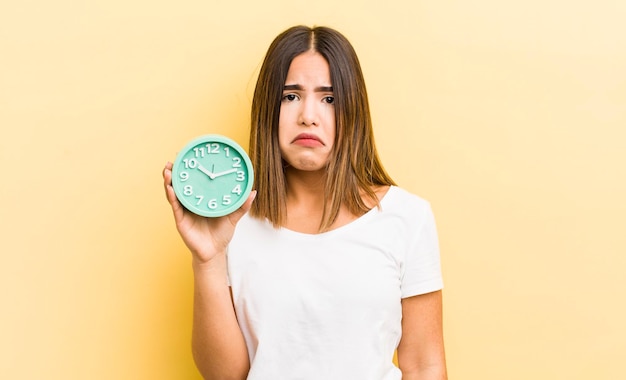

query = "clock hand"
[211, 168, 238, 178]
[197, 164, 216, 179]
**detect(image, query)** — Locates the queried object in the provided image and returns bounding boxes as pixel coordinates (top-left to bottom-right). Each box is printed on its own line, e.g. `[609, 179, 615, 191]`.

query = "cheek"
[277, 113, 288, 149]
[327, 113, 336, 148]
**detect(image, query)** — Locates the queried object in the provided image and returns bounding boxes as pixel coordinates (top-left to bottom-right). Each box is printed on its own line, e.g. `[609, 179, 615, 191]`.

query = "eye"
[282, 94, 298, 102]
[323, 96, 335, 104]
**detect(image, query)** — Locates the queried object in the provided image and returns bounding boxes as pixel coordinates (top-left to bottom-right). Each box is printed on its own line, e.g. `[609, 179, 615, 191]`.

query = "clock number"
[195, 195, 204, 205]
[222, 195, 232, 205]
[179, 171, 189, 181]
[183, 185, 193, 196]
[183, 158, 198, 169]
[236, 171, 245, 181]
[231, 184, 242, 195]
[224, 147, 230, 157]
[232, 157, 241, 168]
[207, 143, 220, 154]
[208, 199, 218, 209]
[193, 147, 206, 158]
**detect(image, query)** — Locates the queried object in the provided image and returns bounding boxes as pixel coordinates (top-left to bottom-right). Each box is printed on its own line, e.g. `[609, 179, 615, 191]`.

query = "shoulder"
[232, 213, 273, 239]
[381, 186, 433, 217]
[372, 186, 437, 244]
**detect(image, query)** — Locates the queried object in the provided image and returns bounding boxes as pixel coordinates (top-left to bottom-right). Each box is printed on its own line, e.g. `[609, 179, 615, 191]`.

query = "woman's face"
[278, 51, 336, 173]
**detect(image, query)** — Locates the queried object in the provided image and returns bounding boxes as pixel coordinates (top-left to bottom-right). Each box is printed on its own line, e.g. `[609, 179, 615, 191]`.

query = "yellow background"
[2, 1, 625, 379]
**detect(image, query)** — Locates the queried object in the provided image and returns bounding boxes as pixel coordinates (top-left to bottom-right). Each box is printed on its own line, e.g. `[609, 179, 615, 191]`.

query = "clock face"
[172, 135, 254, 217]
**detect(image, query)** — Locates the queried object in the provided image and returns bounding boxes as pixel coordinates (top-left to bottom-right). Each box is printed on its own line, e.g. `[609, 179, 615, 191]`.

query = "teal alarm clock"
[172, 134, 254, 217]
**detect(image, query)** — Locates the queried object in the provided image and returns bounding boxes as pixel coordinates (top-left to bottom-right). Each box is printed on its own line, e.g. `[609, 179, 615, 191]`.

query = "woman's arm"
[191, 256, 250, 379]
[397, 290, 447, 380]
[163, 162, 252, 379]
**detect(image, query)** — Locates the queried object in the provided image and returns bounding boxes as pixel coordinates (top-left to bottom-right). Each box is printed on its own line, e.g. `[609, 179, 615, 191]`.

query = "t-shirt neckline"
[277, 186, 397, 239]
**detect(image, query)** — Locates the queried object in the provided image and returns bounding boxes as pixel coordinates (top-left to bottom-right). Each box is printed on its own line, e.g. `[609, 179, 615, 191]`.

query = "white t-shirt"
[227, 186, 443, 380]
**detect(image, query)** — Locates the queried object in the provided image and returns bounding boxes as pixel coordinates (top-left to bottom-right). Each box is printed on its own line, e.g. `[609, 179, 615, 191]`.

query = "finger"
[242, 190, 257, 212]
[163, 163, 175, 201]
[162, 162, 173, 181]
[163, 162, 185, 220]
[163, 162, 172, 186]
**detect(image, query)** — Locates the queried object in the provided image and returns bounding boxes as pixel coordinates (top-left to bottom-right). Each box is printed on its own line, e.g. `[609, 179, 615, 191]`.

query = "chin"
[283, 152, 329, 171]
[285, 159, 328, 172]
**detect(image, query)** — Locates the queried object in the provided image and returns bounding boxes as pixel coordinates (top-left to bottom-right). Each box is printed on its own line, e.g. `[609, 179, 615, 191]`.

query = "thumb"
[227, 190, 257, 225]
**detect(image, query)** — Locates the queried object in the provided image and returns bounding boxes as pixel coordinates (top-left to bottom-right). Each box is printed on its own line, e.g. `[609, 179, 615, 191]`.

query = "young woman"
[163, 25, 447, 380]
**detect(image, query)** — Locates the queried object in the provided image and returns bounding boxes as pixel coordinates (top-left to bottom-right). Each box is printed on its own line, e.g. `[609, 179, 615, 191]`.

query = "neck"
[284, 167, 326, 205]
[282, 167, 329, 233]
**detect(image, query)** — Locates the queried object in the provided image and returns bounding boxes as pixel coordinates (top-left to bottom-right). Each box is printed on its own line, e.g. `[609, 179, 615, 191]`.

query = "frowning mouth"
[292, 133, 324, 147]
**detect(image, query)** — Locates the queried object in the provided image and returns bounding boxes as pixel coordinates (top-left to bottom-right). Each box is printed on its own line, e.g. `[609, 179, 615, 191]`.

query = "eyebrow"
[283, 84, 333, 92]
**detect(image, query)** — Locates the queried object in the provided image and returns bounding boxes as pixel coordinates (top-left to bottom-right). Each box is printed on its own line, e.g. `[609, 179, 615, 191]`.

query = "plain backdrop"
[1, 1, 625, 379]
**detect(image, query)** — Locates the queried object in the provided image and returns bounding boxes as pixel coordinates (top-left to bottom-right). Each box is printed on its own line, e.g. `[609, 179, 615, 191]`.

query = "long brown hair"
[249, 25, 395, 231]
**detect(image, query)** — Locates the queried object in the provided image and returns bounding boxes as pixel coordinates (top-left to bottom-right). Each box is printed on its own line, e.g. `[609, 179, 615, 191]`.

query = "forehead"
[285, 51, 331, 85]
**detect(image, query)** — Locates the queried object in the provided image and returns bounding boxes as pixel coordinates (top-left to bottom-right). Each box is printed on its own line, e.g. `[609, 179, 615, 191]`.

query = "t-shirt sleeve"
[400, 202, 444, 298]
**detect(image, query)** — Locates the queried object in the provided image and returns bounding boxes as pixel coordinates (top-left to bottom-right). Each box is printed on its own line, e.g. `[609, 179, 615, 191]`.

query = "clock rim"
[172, 134, 254, 218]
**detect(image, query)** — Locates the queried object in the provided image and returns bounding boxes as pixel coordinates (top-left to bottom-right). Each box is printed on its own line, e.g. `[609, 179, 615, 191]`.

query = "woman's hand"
[162, 161, 256, 264]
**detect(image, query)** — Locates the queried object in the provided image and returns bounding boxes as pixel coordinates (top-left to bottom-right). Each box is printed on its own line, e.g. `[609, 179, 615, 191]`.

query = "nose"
[298, 97, 318, 126]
